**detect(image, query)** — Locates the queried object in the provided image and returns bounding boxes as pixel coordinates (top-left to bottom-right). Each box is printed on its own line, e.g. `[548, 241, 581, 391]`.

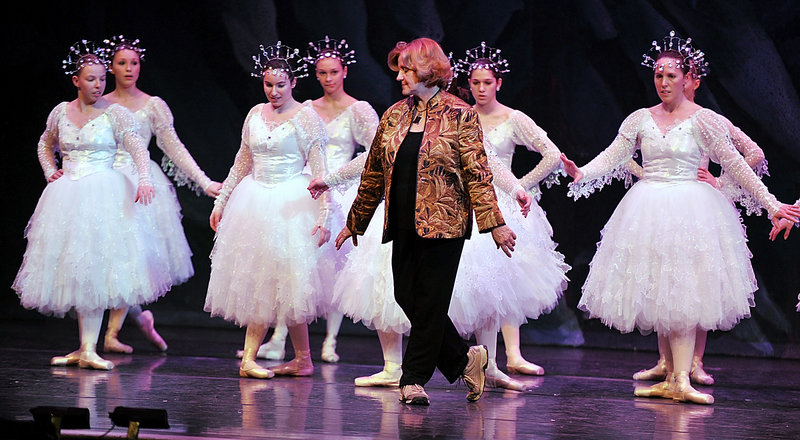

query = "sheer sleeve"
[485, 138, 525, 197]
[509, 110, 564, 194]
[714, 117, 770, 215]
[213, 106, 258, 211]
[693, 109, 780, 216]
[323, 101, 380, 192]
[626, 158, 644, 180]
[295, 106, 332, 229]
[37, 102, 66, 179]
[108, 105, 152, 186]
[147, 97, 214, 194]
[567, 109, 646, 200]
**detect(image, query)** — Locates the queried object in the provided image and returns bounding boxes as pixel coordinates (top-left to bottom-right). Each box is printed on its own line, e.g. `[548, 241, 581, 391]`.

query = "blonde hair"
[388, 38, 452, 88]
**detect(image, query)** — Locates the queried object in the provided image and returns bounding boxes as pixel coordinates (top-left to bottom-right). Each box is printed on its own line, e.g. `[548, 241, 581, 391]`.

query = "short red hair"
[388, 38, 452, 88]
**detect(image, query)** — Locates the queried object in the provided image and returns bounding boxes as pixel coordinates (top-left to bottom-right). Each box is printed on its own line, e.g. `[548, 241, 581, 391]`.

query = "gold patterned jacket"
[346, 90, 505, 242]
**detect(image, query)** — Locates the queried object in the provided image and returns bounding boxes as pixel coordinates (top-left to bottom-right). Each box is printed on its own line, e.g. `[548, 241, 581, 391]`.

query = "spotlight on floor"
[29, 406, 90, 438]
[109, 406, 169, 439]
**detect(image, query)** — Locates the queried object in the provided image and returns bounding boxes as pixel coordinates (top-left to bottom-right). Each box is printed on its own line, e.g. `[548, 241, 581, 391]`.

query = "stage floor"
[1, 318, 799, 439]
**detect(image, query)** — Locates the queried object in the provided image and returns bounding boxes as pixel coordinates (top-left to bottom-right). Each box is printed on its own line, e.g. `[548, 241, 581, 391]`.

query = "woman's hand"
[515, 189, 532, 217]
[135, 184, 155, 205]
[312, 225, 331, 247]
[47, 169, 64, 182]
[335, 226, 357, 250]
[560, 153, 583, 183]
[209, 208, 223, 232]
[491, 225, 517, 258]
[308, 178, 330, 200]
[774, 203, 800, 224]
[205, 181, 223, 198]
[769, 217, 794, 241]
[697, 168, 719, 188]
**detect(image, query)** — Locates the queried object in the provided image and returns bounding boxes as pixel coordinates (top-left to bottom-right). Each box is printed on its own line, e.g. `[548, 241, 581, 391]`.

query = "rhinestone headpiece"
[61, 40, 107, 75]
[453, 41, 510, 78]
[641, 30, 709, 77]
[303, 36, 356, 66]
[101, 35, 146, 63]
[251, 41, 308, 79]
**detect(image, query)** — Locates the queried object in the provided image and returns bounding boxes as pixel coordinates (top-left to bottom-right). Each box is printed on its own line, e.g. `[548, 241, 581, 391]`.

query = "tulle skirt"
[331, 199, 410, 334]
[205, 174, 332, 327]
[115, 159, 194, 285]
[13, 169, 171, 316]
[449, 189, 569, 335]
[578, 179, 756, 335]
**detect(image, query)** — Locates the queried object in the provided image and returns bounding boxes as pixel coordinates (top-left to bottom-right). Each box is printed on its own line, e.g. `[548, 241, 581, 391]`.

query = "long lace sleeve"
[37, 103, 66, 179]
[109, 105, 152, 186]
[296, 107, 332, 229]
[213, 107, 257, 211]
[509, 111, 564, 194]
[626, 158, 644, 180]
[324, 101, 380, 191]
[147, 97, 214, 194]
[485, 138, 525, 197]
[567, 109, 646, 200]
[693, 109, 780, 216]
[715, 118, 770, 215]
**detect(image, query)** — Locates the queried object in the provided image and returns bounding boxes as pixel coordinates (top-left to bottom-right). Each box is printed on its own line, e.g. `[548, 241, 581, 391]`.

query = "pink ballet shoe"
[634, 379, 673, 399]
[321, 336, 339, 363]
[672, 372, 713, 405]
[51, 350, 81, 366]
[486, 369, 526, 391]
[239, 360, 275, 379]
[271, 350, 314, 377]
[691, 357, 714, 385]
[78, 351, 114, 371]
[355, 362, 401, 387]
[507, 359, 544, 376]
[103, 332, 133, 354]
[136, 310, 167, 351]
[632, 358, 667, 381]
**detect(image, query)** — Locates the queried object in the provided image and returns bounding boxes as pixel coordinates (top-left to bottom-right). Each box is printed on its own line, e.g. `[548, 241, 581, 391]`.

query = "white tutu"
[13, 169, 171, 316]
[116, 159, 194, 285]
[449, 189, 569, 335]
[332, 200, 410, 334]
[205, 174, 333, 327]
[313, 181, 353, 316]
[578, 179, 756, 335]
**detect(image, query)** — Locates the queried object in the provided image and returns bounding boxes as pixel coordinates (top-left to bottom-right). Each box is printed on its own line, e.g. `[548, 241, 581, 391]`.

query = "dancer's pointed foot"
[486, 367, 526, 391]
[672, 372, 714, 405]
[633, 358, 667, 381]
[691, 357, 714, 385]
[103, 333, 133, 354]
[272, 351, 313, 376]
[78, 351, 114, 370]
[239, 360, 275, 379]
[51, 350, 81, 366]
[507, 358, 544, 376]
[321, 336, 339, 363]
[355, 362, 401, 387]
[136, 310, 167, 351]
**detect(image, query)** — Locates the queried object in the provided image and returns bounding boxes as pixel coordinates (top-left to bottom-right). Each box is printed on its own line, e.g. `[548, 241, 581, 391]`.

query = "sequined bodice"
[484, 118, 516, 168]
[114, 109, 152, 167]
[324, 110, 360, 170]
[640, 113, 702, 182]
[58, 112, 117, 179]
[246, 115, 307, 185]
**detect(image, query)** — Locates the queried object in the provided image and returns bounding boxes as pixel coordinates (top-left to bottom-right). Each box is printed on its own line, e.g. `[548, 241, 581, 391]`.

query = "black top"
[388, 130, 424, 233]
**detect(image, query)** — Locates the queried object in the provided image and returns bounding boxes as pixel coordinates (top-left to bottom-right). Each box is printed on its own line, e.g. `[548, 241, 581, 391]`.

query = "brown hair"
[388, 38, 452, 88]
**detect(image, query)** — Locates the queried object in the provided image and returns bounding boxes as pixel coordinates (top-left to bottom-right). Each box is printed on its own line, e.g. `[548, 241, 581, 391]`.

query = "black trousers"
[391, 229, 470, 387]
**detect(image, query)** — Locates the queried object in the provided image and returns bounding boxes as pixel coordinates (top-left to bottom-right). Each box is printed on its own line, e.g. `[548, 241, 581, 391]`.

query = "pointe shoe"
[355, 362, 401, 387]
[672, 372, 714, 405]
[272, 351, 314, 376]
[103, 333, 133, 354]
[51, 350, 81, 366]
[78, 351, 114, 370]
[321, 336, 339, 363]
[239, 360, 275, 379]
[507, 359, 545, 376]
[691, 357, 714, 385]
[633, 358, 667, 381]
[486, 369, 526, 391]
[236, 341, 286, 360]
[136, 310, 167, 351]
[634, 379, 673, 399]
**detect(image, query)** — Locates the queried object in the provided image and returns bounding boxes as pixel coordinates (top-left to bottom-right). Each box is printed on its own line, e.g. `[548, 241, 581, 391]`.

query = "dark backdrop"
[3, 0, 799, 358]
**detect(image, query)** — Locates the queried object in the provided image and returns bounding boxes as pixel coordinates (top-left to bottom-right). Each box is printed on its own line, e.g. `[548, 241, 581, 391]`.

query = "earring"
[496, 87, 501, 91]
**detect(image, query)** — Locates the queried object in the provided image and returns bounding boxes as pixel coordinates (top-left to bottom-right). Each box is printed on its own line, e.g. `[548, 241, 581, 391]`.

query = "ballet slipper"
[486, 367, 526, 391]
[321, 336, 339, 363]
[633, 358, 667, 381]
[634, 379, 673, 399]
[672, 372, 713, 405]
[235, 340, 287, 360]
[239, 360, 275, 379]
[506, 358, 544, 376]
[690, 357, 714, 385]
[51, 350, 81, 366]
[103, 331, 133, 354]
[135, 310, 167, 351]
[272, 350, 314, 376]
[78, 351, 114, 370]
[355, 362, 402, 387]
